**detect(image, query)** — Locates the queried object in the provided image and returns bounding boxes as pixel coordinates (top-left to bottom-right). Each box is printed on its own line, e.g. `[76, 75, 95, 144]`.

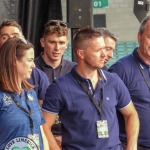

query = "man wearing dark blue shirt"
[34, 20, 76, 146]
[42, 28, 139, 150]
[34, 20, 76, 84]
[109, 16, 150, 149]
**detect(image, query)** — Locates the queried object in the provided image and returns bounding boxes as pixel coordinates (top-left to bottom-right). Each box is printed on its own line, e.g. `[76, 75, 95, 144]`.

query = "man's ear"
[77, 49, 84, 59]
[40, 38, 45, 48]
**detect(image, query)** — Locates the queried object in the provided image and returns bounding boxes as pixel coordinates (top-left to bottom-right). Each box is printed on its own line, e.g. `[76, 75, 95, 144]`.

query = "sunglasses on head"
[15, 38, 27, 49]
[46, 21, 67, 27]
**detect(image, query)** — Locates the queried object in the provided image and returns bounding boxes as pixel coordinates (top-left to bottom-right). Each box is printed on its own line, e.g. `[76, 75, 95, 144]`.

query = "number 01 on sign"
[93, 0, 109, 8]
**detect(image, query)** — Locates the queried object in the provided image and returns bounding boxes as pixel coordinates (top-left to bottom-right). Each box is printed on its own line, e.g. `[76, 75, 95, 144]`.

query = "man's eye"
[1, 35, 9, 40]
[59, 42, 65, 45]
[106, 47, 113, 51]
[49, 41, 55, 44]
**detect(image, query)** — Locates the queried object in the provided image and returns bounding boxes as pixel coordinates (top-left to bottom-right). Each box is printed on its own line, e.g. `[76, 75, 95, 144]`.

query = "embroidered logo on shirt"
[27, 94, 34, 101]
[4, 137, 39, 150]
[106, 97, 110, 101]
[3, 93, 12, 106]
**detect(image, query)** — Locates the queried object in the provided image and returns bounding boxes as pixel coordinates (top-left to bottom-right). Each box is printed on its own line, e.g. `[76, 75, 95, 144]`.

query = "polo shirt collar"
[71, 66, 107, 84]
[38, 52, 66, 68]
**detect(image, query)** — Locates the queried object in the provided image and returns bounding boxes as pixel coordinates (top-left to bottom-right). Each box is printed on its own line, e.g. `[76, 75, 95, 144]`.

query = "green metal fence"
[64, 41, 139, 67]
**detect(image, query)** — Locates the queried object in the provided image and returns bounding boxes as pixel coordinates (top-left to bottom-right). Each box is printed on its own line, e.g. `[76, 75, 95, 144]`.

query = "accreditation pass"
[96, 120, 109, 138]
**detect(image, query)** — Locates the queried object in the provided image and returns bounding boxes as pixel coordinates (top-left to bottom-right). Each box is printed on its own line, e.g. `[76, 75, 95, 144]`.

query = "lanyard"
[132, 54, 150, 90]
[10, 91, 34, 134]
[71, 70, 104, 119]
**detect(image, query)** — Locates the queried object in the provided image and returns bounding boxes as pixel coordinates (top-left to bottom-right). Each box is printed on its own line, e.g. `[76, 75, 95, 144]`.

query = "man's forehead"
[0, 26, 22, 35]
[45, 34, 68, 41]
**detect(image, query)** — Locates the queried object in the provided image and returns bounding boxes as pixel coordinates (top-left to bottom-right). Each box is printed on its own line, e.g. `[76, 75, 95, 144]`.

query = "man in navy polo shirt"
[34, 20, 76, 146]
[0, 19, 49, 105]
[109, 16, 150, 149]
[34, 20, 76, 84]
[42, 28, 139, 150]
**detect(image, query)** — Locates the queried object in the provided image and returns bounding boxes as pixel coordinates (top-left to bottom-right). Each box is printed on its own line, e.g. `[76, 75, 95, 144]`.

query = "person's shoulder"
[102, 69, 120, 79]
[101, 70, 124, 86]
[116, 54, 133, 65]
[31, 68, 49, 80]
[32, 67, 46, 75]
[63, 59, 76, 66]
[108, 53, 134, 73]
[29, 67, 49, 83]
[102, 70, 127, 89]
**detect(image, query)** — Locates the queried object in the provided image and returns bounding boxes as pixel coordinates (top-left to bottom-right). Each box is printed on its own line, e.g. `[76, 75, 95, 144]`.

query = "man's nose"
[55, 43, 60, 50]
[108, 51, 113, 59]
[101, 48, 107, 57]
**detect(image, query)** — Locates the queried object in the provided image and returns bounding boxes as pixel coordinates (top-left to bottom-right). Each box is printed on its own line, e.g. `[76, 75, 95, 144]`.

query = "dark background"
[0, 0, 62, 57]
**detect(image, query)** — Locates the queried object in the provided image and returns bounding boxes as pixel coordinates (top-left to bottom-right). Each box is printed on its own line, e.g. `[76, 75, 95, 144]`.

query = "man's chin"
[104, 60, 108, 64]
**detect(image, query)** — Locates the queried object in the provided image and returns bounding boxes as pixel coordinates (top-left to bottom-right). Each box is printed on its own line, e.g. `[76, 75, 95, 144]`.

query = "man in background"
[35, 20, 76, 83]
[34, 20, 76, 146]
[109, 16, 150, 149]
[95, 27, 118, 70]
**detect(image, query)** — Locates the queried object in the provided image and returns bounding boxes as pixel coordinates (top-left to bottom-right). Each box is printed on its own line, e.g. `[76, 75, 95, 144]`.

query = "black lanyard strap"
[10, 93, 34, 134]
[132, 54, 150, 90]
[71, 70, 104, 119]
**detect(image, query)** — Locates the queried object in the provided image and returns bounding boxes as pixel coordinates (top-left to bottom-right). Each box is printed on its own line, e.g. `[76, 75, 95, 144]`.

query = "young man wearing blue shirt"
[34, 20, 76, 146]
[42, 28, 139, 150]
[109, 16, 150, 149]
[34, 20, 76, 84]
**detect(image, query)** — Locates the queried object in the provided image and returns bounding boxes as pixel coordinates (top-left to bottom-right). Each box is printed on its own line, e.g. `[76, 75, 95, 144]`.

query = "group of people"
[0, 15, 150, 150]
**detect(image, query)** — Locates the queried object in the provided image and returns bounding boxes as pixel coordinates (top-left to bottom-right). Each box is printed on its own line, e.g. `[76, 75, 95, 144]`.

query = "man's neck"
[76, 65, 99, 89]
[137, 48, 150, 65]
[42, 54, 62, 69]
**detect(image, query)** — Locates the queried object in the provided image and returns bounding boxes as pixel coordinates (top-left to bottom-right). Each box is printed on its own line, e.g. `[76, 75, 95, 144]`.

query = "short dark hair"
[73, 28, 102, 54]
[95, 27, 118, 42]
[0, 38, 34, 93]
[139, 16, 150, 34]
[43, 20, 68, 37]
[0, 19, 22, 33]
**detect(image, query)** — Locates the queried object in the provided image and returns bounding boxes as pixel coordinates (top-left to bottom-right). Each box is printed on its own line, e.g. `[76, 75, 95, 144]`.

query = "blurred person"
[0, 38, 45, 150]
[97, 27, 117, 64]
[95, 27, 118, 70]
[0, 19, 49, 106]
[42, 28, 139, 150]
[34, 20, 76, 146]
[109, 16, 150, 149]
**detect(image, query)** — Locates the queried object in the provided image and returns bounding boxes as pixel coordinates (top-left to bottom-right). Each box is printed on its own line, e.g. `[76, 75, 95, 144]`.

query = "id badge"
[28, 134, 40, 149]
[96, 120, 109, 138]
